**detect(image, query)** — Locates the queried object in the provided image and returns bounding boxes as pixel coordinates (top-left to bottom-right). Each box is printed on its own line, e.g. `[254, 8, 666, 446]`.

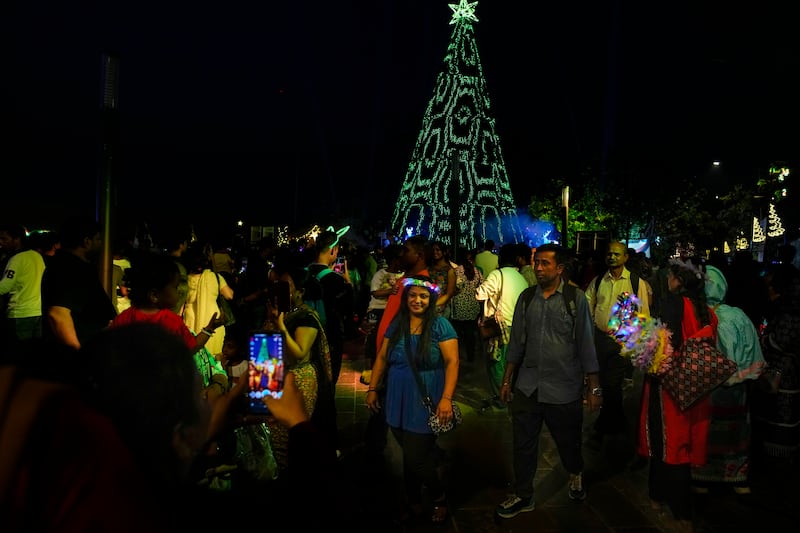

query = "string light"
[390, 1, 523, 250]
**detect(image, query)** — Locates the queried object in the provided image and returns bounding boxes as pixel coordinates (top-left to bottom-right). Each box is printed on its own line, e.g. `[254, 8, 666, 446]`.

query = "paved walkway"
[333, 335, 800, 532]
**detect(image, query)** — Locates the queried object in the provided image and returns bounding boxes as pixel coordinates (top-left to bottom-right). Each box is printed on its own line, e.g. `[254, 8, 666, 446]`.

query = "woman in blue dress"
[365, 275, 459, 525]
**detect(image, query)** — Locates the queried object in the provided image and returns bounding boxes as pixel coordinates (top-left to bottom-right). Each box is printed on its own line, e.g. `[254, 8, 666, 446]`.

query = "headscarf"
[704, 265, 765, 383]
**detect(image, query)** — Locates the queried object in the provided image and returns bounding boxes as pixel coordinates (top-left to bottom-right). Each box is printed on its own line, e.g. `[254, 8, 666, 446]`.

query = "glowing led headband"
[402, 277, 441, 294]
[325, 225, 350, 248]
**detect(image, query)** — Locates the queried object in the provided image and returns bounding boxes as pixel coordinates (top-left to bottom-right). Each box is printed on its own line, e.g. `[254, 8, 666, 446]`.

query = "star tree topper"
[449, 0, 479, 25]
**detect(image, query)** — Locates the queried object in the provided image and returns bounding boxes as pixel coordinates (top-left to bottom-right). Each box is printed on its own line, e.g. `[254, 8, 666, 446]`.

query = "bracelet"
[206, 381, 225, 394]
[201, 328, 215, 337]
[442, 395, 452, 400]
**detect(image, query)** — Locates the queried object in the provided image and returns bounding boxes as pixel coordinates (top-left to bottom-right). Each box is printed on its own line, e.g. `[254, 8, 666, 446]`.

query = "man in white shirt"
[0, 231, 46, 361]
[475, 244, 529, 409]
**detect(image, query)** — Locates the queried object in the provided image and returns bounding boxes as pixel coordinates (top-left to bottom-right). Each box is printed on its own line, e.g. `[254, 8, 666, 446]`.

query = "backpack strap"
[518, 284, 578, 323]
[562, 282, 578, 320]
[518, 282, 579, 344]
[315, 268, 334, 281]
[594, 270, 640, 297]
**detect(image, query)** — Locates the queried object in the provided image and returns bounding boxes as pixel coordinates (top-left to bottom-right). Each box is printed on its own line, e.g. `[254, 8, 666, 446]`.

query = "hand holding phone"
[333, 256, 347, 274]
[246, 332, 285, 415]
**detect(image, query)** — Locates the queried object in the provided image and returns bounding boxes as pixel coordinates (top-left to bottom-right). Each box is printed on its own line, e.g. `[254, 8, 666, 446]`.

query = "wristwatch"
[591, 387, 603, 397]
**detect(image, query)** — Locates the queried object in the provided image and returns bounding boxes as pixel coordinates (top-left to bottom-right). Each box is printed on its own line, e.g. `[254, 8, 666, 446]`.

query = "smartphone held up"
[246, 332, 285, 415]
[333, 255, 347, 274]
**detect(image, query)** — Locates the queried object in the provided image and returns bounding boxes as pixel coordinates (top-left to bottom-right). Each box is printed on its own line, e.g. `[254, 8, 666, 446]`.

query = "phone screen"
[246, 333, 285, 414]
[333, 256, 346, 274]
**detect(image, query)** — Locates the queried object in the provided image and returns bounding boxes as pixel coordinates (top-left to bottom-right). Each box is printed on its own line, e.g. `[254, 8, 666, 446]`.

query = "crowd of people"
[2, 215, 800, 532]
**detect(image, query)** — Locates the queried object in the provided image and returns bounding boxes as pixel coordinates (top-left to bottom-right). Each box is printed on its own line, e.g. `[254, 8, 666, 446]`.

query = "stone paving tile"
[336, 335, 800, 532]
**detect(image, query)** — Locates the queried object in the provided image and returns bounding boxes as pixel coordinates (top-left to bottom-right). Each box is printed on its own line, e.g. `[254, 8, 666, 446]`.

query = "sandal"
[431, 498, 449, 525]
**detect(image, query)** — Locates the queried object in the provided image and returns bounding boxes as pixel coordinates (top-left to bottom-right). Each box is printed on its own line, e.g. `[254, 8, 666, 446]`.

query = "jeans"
[510, 389, 584, 499]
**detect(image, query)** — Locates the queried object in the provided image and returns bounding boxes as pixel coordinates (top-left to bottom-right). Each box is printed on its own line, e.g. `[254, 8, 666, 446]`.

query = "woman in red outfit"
[637, 258, 717, 533]
[111, 252, 228, 400]
[112, 252, 225, 354]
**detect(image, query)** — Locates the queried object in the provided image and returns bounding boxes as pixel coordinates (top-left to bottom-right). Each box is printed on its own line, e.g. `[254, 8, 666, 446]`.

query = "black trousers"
[593, 329, 630, 435]
[510, 389, 584, 499]
[390, 427, 444, 505]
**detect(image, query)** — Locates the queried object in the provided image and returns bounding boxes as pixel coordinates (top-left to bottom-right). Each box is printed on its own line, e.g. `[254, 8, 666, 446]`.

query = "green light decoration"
[390, 0, 524, 250]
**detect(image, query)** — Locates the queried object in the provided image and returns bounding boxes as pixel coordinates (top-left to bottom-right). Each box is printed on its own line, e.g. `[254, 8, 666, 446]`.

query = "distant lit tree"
[767, 203, 785, 237]
[752, 217, 766, 243]
[389, 0, 524, 250]
[716, 184, 759, 249]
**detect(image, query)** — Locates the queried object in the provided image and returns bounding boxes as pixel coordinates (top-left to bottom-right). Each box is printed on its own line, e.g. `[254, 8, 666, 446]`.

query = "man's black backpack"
[517, 282, 582, 338]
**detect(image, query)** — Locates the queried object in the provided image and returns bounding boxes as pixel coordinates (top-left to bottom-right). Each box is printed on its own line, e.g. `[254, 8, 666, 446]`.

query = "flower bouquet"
[607, 292, 674, 375]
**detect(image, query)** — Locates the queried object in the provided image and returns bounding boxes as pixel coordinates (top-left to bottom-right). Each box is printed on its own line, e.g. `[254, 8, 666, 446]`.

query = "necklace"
[410, 321, 423, 334]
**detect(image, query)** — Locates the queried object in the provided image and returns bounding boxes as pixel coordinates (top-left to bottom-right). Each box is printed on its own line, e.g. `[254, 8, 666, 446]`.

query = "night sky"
[5, 1, 797, 237]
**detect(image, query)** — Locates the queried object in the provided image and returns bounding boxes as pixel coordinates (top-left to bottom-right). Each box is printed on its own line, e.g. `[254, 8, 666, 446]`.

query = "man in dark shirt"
[306, 226, 353, 386]
[40, 217, 117, 382]
[495, 243, 601, 519]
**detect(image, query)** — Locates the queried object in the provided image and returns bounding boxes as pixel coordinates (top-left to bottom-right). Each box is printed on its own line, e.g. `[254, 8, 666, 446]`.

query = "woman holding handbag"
[637, 257, 717, 533]
[365, 275, 459, 525]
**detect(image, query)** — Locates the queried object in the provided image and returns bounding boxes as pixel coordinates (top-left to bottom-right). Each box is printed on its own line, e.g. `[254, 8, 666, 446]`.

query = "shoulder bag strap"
[403, 341, 434, 410]
[493, 269, 504, 319]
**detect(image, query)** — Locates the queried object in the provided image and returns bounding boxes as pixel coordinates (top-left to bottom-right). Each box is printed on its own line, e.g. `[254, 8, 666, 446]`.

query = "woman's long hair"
[457, 247, 477, 281]
[389, 275, 440, 368]
[669, 259, 711, 327]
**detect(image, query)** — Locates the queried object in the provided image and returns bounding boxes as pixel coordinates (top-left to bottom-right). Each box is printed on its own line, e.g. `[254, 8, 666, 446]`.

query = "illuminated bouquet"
[607, 292, 674, 375]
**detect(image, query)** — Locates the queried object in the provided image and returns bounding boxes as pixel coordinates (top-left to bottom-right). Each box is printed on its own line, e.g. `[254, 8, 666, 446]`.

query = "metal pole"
[98, 53, 119, 299]
[561, 186, 570, 248]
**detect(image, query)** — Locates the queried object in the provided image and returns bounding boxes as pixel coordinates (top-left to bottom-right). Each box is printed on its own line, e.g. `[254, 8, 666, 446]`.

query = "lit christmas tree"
[390, 0, 524, 250]
[752, 217, 766, 243]
[767, 203, 785, 237]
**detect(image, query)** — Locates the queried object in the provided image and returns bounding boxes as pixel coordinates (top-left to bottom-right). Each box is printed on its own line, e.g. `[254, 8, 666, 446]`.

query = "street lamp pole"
[561, 186, 569, 248]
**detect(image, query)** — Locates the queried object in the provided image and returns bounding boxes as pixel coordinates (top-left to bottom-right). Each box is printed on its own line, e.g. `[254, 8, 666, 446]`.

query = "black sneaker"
[568, 473, 587, 501]
[495, 494, 535, 518]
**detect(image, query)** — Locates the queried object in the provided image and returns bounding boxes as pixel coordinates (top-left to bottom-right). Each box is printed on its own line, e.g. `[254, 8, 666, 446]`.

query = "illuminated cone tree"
[390, 0, 524, 250]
